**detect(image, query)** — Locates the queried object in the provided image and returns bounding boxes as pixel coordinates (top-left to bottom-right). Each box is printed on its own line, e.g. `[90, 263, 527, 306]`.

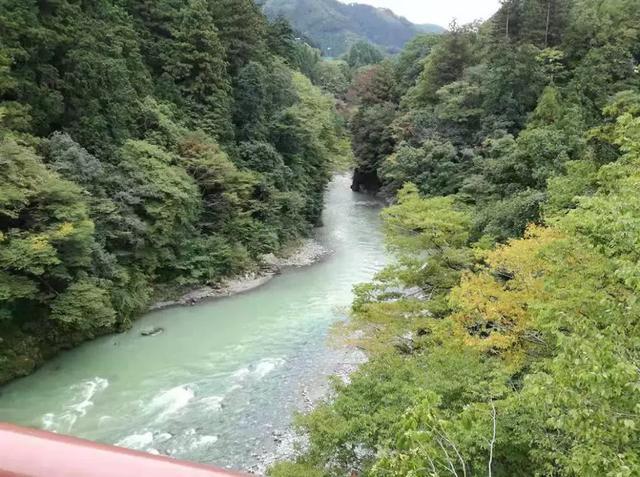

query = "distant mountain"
[259, 0, 445, 56]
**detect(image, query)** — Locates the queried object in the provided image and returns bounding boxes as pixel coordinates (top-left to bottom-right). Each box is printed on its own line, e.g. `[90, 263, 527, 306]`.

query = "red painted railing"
[0, 423, 247, 477]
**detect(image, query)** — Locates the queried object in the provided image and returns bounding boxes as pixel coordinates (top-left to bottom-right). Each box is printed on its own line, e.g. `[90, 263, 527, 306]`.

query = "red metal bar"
[0, 423, 247, 477]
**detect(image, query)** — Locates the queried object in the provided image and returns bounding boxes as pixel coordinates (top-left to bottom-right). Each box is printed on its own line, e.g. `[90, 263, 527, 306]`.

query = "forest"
[270, 0, 640, 475]
[1, 0, 640, 475]
[0, 0, 350, 383]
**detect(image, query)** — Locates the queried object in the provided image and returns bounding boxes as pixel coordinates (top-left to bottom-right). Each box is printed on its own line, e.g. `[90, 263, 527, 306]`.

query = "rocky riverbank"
[146, 237, 367, 475]
[248, 338, 368, 475]
[150, 239, 331, 311]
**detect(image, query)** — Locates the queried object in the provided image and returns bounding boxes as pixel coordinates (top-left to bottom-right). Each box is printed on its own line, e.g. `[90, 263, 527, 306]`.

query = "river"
[0, 175, 387, 472]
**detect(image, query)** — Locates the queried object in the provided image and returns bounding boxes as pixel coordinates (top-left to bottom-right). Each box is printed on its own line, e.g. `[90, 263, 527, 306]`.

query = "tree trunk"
[544, 0, 552, 47]
[505, 8, 510, 40]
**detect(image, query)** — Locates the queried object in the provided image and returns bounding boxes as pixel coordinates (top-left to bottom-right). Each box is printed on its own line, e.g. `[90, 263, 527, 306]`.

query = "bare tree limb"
[545, 0, 552, 47]
[437, 438, 460, 477]
[488, 402, 497, 477]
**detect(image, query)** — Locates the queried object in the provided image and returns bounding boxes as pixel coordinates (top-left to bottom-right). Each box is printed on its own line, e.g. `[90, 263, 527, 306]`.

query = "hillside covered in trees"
[0, 0, 351, 383]
[271, 0, 640, 475]
[260, 0, 444, 56]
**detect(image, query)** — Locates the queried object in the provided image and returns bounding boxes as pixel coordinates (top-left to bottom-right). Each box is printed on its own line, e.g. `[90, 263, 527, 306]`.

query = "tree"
[408, 22, 478, 106]
[107, 140, 200, 271]
[55, 1, 151, 154]
[395, 34, 441, 93]
[0, 139, 101, 326]
[209, 0, 268, 74]
[272, 72, 349, 223]
[345, 41, 384, 69]
[162, 0, 232, 140]
[313, 60, 351, 97]
[350, 102, 396, 192]
[380, 140, 466, 197]
[348, 61, 398, 107]
[233, 61, 270, 141]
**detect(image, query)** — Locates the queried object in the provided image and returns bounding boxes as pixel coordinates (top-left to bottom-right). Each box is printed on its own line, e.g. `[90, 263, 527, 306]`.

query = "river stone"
[140, 327, 164, 337]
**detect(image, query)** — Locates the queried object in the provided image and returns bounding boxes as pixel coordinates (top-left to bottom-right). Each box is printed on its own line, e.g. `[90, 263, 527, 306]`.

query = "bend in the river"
[0, 175, 387, 472]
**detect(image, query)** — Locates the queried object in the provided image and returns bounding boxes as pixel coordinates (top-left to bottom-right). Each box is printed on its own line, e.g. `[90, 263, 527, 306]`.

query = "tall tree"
[162, 0, 233, 140]
[209, 0, 268, 75]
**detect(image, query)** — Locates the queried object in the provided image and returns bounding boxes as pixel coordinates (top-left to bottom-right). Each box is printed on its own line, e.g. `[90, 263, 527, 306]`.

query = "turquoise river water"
[0, 175, 387, 472]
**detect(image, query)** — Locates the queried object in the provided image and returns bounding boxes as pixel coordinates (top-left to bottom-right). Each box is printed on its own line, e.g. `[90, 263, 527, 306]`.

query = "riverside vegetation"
[0, 0, 352, 383]
[270, 0, 640, 476]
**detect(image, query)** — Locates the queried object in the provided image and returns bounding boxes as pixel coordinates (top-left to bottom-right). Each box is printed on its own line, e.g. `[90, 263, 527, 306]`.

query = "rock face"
[351, 168, 381, 193]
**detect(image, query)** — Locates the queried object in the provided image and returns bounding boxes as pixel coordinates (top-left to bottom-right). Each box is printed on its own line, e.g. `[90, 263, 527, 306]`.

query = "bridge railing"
[0, 423, 247, 477]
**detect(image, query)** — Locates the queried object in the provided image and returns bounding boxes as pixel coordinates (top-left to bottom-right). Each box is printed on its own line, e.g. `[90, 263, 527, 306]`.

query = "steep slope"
[260, 0, 444, 55]
[0, 0, 351, 384]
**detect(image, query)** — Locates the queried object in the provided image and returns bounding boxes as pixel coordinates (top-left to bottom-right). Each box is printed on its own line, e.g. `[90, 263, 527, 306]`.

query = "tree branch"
[488, 402, 497, 477]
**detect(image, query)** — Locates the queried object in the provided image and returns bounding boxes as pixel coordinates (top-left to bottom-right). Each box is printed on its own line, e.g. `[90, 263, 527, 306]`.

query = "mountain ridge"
[259, 0, 445, 56]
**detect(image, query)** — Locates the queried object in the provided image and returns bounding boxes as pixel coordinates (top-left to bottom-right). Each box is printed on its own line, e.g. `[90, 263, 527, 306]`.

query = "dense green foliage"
[260, 0, 444, 56]
[0, 0, 350, 383]
[349, 0, 640, 242]
[271, 1, 640, 476]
